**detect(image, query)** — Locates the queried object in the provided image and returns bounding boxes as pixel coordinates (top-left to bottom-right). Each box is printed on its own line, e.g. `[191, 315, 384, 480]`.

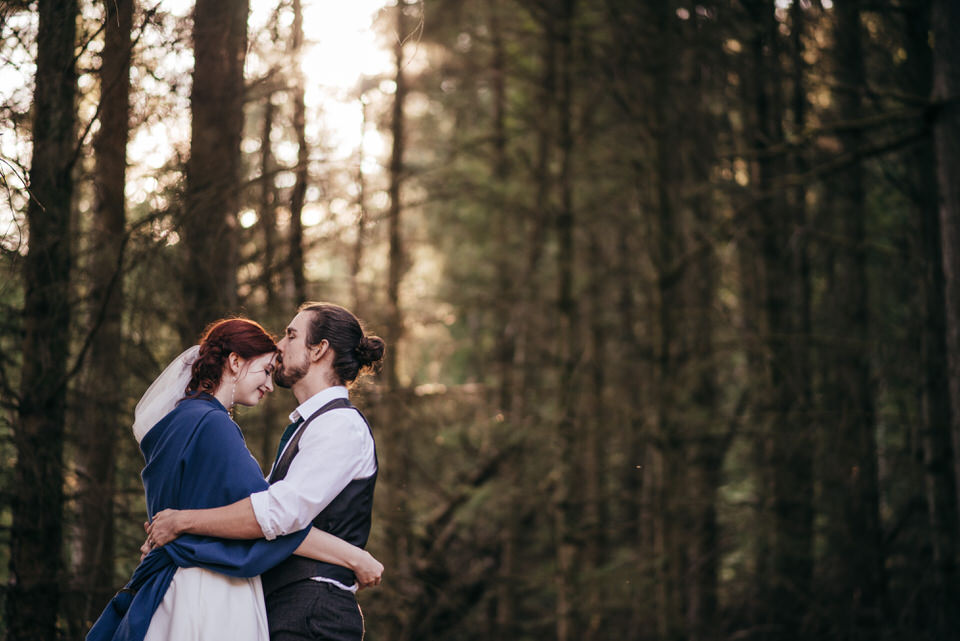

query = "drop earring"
[228, 377, 237, 418]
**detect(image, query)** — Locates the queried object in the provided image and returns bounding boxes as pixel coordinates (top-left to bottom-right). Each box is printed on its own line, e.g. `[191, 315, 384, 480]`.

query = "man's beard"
[273, 354, 308, 388]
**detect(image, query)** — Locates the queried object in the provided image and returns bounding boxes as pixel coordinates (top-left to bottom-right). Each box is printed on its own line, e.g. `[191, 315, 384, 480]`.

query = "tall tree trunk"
[552, 3, 579, 640]
[583, 228, 607, 639]
[932, 0, 960, 552]
[516, 4, 555, 417]
[181, 0, 247, 340]
[739, 4, 776, 633]
[747, 1, 815, 638]
[495, 12, 558, 632]
[685, 14, 721, 641]
[650, 0, 683, 636]
[782, 3, 815, 636]
[256, 93, 285, 470]
[384, 4, 410, 637]
[73, 0, 132, 627]
[385, 1, 406, 397]
[289, 0, 307, 305]
[568, 16, 608, 641]
[260, 94, 279, 309]
[823, 4, 884, 636]
[615, 196, 648, 635]
[490, 0, 515, 419]
[790, 0, 814, 439]
[686, 439, 721, 641]
[351, 95, 369, 314]
[488, 1, 519, 636]
[7, 1, 77, 637]
[904, 1, 959, 635]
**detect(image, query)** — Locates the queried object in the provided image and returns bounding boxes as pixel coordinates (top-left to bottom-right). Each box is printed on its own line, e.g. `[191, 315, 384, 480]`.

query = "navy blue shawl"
[87, 395, 310, 641]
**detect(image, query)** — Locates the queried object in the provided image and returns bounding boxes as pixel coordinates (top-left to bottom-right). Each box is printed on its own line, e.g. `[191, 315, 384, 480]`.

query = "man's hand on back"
[145, 508, 186, 548]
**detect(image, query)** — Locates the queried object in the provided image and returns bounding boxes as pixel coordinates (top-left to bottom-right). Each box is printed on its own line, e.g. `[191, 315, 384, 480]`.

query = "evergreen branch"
[720, 128, 929, 224]
[70, 1, 162, 168]
[56, 207, 173, 396]
[719, 107, 928, 162]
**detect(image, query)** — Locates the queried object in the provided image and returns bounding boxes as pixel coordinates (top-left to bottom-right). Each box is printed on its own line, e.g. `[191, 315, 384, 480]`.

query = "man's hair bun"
[356, 335, 385, 368]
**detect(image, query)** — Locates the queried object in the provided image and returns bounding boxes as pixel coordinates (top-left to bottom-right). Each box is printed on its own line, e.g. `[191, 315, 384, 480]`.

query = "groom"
[147, 302, 383, 640]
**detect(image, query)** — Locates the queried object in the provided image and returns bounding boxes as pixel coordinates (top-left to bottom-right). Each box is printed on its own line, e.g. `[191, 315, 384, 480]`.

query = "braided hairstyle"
[298, 302, 385, 385]
[185, 318, 276, 397]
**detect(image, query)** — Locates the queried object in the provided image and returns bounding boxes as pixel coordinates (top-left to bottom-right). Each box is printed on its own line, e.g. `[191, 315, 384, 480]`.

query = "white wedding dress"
[143, 567, 269, 641]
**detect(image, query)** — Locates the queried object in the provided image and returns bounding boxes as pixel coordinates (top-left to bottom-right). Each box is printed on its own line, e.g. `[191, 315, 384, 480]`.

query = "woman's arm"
[295, 529, 384, 588]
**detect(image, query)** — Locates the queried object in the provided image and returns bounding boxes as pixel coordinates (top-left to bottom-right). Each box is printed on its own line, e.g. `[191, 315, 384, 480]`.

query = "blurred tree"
[681, 9, 724, 641]
[552, 2, 579, 640]
[932, 0, 960, 551]
[381, 3, 412, 638]
[743, 1, 815, 638]
[258, 94, 279, 310]
[288, 0, 307, 305]
[180, 0, 248, 340]
[6, 0, 77, 639]
[72, 0, 134, 628]
[384, 1, 408, 398]
[649, 0, 684, 636]
[4, 1, 960, 639]
[821, 2, 885, 636]
[486, 1, 520, 635]
[900, 0, 959, 635]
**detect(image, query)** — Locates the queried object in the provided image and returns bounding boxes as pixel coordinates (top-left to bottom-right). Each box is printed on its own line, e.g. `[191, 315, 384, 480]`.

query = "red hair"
[185, 318, 276, 396]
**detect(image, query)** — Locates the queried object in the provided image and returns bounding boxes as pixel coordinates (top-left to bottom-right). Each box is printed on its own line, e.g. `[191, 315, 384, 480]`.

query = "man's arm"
[146, 409, 371, 545]
[145, 502, 384, 587]
[147, 497, 260, 544]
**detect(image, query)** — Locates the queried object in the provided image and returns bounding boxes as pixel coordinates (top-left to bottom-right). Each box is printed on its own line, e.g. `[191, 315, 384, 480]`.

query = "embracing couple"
[87, 302, 385, 641]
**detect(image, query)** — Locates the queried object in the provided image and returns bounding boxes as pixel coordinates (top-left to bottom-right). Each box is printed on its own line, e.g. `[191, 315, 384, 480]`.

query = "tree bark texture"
[73, 0, 133, 626]
[489, 0, 517, 420]
[684, 14, 722, 641]
[651, 0, 684, 637]
[932, 0, 960, 556]
[289, 0, 308, 306]
[746, 2, 815, 638]
[553, 2, 580, 640]
[902, 1, 960, 634]
[7, 0, 77, 638]
[181, 0, 247, 339]
[383, 5, 411, 638]
[824, 3, 885, 636]
[487, 1, 521, 636]
[351, 96, 369, 315]
[259, 94, 279, 309]
[385, 2, 407, 395]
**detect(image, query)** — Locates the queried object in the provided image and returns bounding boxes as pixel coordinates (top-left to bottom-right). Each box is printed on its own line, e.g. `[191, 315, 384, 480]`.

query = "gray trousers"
[266, 580, 364, 641]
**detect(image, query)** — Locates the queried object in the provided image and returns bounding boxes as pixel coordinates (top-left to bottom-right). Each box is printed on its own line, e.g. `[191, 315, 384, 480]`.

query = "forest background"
[2, 0, 960, 639]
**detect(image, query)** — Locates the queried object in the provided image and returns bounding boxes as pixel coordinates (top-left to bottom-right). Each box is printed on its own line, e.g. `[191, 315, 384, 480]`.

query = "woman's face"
[233, 352, 276, 407]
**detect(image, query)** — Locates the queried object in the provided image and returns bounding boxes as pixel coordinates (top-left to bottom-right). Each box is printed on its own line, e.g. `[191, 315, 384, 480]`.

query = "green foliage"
[3, 0, 960, 639]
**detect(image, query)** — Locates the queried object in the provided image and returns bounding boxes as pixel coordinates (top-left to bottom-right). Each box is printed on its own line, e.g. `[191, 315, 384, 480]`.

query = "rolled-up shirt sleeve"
[250, 410, 374, 540]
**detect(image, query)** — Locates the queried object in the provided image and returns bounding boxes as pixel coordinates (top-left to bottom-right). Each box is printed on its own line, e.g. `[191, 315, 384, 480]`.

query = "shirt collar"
[289, 385, 349, 423]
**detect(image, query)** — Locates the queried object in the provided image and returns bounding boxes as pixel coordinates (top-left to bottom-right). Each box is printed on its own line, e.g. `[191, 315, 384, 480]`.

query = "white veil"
[132, 345, 200, 443]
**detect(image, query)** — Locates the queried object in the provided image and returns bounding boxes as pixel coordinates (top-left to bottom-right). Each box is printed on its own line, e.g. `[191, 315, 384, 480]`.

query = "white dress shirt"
[249, 386, 377, 588]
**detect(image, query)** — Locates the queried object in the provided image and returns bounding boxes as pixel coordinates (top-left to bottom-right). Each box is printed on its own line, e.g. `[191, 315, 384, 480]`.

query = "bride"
[87, 318, 382, 641]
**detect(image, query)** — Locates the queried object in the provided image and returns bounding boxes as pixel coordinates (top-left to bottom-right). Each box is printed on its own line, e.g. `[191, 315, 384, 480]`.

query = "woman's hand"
[139, 535, 153, 562]
[351, 549, 384, 590]
[145, 508, 186, 547]
[293, 528, 383, 585]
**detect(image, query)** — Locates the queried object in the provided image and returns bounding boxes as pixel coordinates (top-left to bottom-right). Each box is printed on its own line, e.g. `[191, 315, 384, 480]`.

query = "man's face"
[274, 311, 312, 388]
